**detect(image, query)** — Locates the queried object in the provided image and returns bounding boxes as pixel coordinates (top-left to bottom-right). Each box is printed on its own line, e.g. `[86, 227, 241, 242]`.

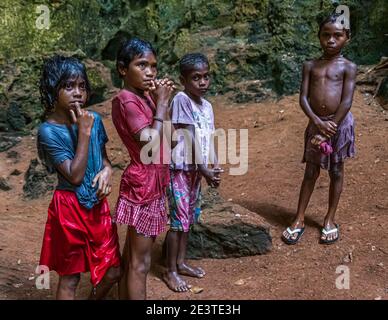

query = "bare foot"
[281, 220, 305, 244]
[162, 271, 191, 292]
[177, 262, 206, 278]
[320, 222, 339, 244]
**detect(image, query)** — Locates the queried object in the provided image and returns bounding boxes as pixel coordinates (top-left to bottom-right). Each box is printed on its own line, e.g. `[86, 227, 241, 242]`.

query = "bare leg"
[283, 163, 320, 242]
[56, 274, 80, 300]
[161, 234, 167, 263]
[163, 230, 190, 292]
[118, 230, 130, 300]
[89, 266, 121, 300]
[321, 162, 344, 242]
[127, 227, 154, 300]
[177, 231, 205, 278]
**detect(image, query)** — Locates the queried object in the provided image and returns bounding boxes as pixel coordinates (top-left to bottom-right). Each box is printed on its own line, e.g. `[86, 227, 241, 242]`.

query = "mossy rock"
[0, 0, 386, 119]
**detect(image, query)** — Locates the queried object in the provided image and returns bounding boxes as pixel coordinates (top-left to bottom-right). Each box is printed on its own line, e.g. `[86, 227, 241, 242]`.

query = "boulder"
[10, 169, 22, 176]
[187, 188, 272, 259]
[0, 177, 11, 191]
[0, 134, 22, 152]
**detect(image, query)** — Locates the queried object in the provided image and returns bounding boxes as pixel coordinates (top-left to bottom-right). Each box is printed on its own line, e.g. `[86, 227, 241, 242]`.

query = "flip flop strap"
[322, 227, 338, 235]
[286, 227, 302, 234]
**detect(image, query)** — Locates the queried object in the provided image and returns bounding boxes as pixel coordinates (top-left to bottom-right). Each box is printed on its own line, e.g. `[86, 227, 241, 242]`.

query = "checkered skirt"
[113, 194, 167, 237]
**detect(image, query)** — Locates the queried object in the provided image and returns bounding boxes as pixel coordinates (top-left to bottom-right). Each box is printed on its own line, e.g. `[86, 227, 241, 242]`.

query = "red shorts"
[39, 190, 120, 286]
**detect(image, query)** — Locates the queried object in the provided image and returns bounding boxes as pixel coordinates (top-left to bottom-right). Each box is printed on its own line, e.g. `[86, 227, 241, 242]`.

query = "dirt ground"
[0, 89, 387, 300]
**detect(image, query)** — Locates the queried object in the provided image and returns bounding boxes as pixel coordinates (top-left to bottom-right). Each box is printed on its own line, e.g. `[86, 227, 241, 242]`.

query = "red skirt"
[39, 190, 120, 286]
[113, 194, 167, 237]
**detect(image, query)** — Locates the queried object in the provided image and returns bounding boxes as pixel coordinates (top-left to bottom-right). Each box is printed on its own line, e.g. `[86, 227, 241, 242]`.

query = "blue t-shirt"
[37, 111, 108, 209]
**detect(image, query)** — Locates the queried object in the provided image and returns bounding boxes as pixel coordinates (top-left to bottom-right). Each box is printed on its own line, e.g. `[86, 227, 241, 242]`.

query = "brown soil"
[0, 89, 387, 300]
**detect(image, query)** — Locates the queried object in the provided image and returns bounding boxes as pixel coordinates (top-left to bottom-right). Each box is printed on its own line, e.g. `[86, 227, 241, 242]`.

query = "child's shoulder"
[38, 121, 62, 137]
[173, 91, 189, 101]
[173, 91, 211, 106]
[302, 59, 318, 69]
[37, 121, 68, 146]
[305, 56, 356, 68]
[201, 96, 212, 108]
[171, 91, 192, 105]
[340, 57, 357, 71]
[113, 89, 141, 105]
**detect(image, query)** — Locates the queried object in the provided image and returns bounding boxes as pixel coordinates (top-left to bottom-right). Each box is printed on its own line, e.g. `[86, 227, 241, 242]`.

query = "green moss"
[0, 0, 386, 132]
[173, 29, 201, 60]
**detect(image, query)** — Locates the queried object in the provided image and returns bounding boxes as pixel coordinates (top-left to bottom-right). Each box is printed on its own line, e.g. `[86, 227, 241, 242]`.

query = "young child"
[111, 38, 175, 300]
[282, 13, 357, 245]
[163, 53, 223, 292]
[38, 55, 121, 299]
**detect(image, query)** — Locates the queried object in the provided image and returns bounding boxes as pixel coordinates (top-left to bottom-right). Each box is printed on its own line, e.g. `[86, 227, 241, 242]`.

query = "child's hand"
[70, 103, 94, 134]
[315, 119, 337, 138]
[201, 167, 223, 188]
[211, 167, 224, 188]
[311, 134, 327, 146]
[92, 166, 113, 200]
[151, 78, 176, 106]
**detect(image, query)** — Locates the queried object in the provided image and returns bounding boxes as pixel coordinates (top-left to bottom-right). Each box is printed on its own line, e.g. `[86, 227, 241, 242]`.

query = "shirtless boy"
[282, 13, 357, 245]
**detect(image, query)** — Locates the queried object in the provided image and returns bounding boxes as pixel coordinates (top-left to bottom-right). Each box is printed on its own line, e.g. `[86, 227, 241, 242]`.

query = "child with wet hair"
[112, 38, 175, 300]
[38, 55, 121, 299]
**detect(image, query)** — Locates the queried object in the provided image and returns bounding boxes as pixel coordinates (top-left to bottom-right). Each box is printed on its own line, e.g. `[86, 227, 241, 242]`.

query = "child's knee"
[60, 274, 80, 291]
[329, 166, 343, 181]
[131, 256, 151, 275]
[106, 266, 121, 283]
[304, 165, 320, 181]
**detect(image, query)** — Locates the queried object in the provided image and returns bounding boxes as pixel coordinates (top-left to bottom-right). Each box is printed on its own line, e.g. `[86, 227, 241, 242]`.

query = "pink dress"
[111, 89, 169, 237]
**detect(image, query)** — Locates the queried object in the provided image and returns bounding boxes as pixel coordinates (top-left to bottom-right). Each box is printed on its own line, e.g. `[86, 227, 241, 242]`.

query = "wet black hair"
[179, 53, 210, 77]
[116, 37, 157, 77]
[39, 55, 91, 114]
[318, 12, 351, 38]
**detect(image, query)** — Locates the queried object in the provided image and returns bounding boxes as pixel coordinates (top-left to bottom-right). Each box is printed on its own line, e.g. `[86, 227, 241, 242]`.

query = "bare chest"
[310, 63, 345, 83]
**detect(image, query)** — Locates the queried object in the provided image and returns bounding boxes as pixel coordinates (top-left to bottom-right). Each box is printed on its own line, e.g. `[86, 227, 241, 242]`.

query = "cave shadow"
[234, 200, 322, 230]
[148, 201, 323, 278]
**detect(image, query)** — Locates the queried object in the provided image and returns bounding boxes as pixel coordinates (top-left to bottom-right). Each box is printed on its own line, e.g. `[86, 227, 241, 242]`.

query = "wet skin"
[48, 77, 118, 299]
[282, 22, 357, 244]
[301, 22, 357, 122]
[119, 51, 158, 96]
[117, 52, 175, 300]
[308, 22, 352, 116]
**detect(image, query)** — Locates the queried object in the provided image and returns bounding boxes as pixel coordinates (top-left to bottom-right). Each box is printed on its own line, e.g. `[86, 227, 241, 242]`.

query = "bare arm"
[92, 145, 113, 200]
[132, 79, 174, 150]
[55, 105, 94, 186]
[132, 102, 168, 148]
[333, 62, 357, 125]
[101, 145, 112, 169]
[299, 61, 320, 124]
